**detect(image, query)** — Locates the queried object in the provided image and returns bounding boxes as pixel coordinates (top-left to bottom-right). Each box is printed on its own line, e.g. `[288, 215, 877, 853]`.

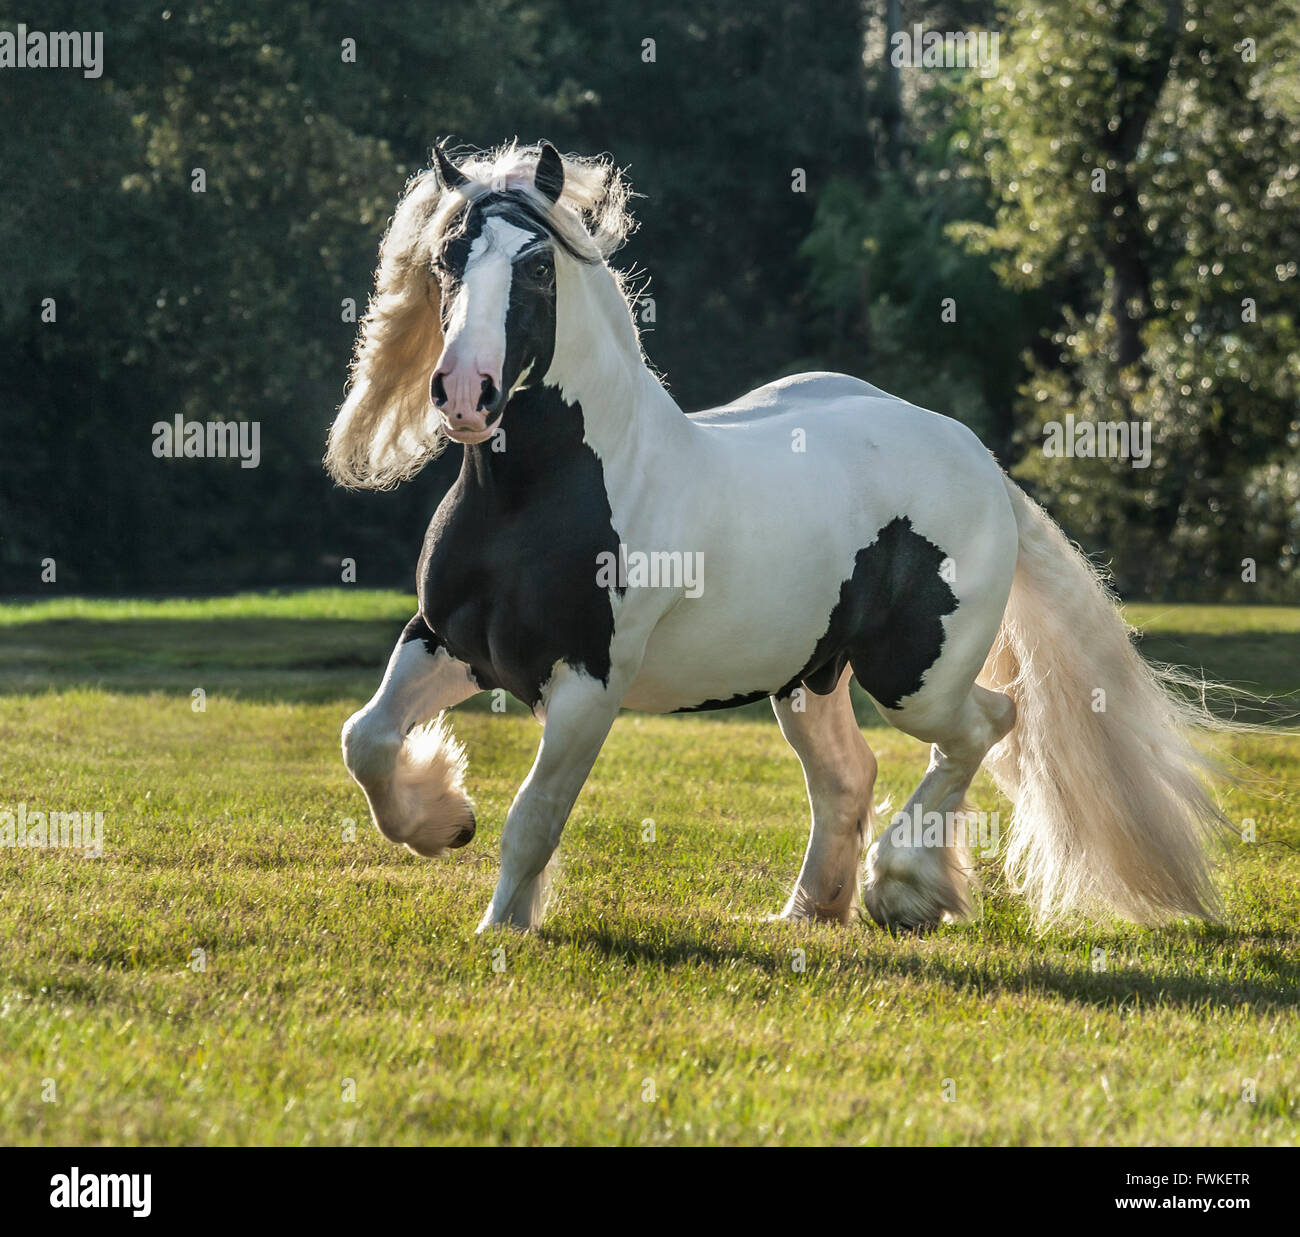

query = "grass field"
[0, 591, 1297, 1145]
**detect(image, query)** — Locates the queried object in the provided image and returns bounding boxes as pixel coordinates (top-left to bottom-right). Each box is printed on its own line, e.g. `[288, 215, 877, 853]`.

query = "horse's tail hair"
[978, 476, 1231, 923]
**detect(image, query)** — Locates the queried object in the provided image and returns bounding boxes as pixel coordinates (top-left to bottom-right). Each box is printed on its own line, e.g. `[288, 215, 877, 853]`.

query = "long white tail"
[980, 477, 1229, 923]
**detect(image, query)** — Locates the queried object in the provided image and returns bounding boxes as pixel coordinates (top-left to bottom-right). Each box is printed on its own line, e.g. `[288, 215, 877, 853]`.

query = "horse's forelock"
[422, 143, 635, 267]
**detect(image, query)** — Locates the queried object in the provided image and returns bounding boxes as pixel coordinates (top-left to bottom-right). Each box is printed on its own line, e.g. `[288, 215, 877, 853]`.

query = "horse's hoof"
[861, 872, 953, 933]
[771, 883, 857, 924]
[449, 813, 476, 848]
[862, 835, 970, 932]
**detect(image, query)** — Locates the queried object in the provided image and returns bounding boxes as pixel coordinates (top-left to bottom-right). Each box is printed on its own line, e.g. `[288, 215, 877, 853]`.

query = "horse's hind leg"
[772, 669, 877, 923]
[861, 683, 1015, 930]
[342, 615, 481, 857]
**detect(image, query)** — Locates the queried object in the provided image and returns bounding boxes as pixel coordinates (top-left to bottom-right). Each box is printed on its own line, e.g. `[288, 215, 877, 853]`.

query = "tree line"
[1, 0, 1295, 600]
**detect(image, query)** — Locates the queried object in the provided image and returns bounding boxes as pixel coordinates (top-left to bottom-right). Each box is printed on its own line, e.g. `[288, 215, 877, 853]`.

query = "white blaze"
[437, 217, 535, 425]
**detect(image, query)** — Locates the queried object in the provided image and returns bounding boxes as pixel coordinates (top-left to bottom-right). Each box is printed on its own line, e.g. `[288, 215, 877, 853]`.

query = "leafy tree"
[1, 0, 1294, 601]
[957, 0, 1300, 598]
[0, 1, 544, 590]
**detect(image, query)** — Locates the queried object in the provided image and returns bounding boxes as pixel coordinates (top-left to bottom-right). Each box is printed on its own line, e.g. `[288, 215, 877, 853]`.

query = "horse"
[326, 140, 1226, 934]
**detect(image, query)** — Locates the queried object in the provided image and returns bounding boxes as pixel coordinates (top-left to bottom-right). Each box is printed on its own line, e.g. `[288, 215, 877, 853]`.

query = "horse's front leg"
[476, 664, 625, 932]
[342, 615, 481, 856]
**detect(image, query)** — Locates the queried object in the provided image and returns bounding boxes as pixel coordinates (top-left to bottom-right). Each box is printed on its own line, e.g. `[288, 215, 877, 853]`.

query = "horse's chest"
[417, 453, 621, 708]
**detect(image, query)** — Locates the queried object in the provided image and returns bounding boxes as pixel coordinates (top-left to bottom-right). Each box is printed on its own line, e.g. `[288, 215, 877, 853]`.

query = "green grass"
[0, 591, 1297, 1145]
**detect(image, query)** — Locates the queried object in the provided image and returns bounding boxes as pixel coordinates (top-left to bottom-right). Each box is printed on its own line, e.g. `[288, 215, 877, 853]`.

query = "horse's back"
[686, 369, 996, 488]
[687, 369, 989, 465]
[688, 371, 901, 425]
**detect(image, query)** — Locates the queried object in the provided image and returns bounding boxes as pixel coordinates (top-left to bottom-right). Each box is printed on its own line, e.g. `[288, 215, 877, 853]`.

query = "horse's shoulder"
[687, 371, 901, 424]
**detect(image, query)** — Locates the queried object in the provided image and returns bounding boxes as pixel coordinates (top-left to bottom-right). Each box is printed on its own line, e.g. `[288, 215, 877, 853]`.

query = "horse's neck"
[546, 265, 693, 465]
[577, 361, 690, 463]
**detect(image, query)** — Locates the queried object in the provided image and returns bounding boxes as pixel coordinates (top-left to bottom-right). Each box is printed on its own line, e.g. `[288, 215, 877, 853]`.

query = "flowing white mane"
[325, 142, 640, 490]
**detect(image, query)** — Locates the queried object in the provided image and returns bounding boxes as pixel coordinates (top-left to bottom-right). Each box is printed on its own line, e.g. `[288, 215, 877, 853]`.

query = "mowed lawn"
[0, 592, 1297, 1146]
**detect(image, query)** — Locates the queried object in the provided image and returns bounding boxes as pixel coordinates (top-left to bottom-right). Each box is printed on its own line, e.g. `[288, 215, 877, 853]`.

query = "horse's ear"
[432, 142, 468, 191]
[325, 174, 446, 490]
[534, 142, 565, 204]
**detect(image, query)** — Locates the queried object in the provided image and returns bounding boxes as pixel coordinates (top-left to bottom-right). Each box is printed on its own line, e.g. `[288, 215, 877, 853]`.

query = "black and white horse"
[327, 141, 1224, 933]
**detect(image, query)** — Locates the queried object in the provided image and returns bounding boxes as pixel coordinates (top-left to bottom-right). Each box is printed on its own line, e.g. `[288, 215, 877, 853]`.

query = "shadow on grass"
[0, 615, 869, 719]
[0, 615, 423, 707]
[555, 920, 1300, 1012]
[1136, 632, 1300, 724]
[0, 616, 1296, 723]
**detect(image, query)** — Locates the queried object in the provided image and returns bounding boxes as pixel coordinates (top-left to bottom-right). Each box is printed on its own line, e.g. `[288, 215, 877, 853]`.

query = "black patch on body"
[675, 516, 958, 714]
[674, 690, 771, 714]
[417, 386, 620, 709]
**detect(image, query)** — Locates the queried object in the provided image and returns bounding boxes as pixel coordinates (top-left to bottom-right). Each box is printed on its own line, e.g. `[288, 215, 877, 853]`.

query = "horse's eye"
[533, 255, 553, 279]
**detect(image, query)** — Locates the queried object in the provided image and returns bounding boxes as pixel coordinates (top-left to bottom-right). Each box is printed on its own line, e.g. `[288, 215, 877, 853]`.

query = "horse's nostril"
[477, 376, 500, 412]
[430, 371, 448, 407]
[452, 822, 475, 847]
